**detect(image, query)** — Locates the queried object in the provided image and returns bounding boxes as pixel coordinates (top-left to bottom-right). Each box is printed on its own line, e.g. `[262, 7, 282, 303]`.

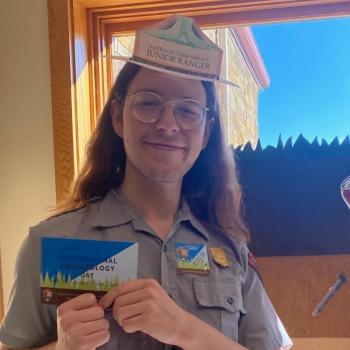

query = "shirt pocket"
[193, 278, 246, 341]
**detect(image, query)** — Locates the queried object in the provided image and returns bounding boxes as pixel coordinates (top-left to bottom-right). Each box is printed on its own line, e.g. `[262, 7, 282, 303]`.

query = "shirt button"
[227, 297, 234, 305]
[162, 244, 167, 252]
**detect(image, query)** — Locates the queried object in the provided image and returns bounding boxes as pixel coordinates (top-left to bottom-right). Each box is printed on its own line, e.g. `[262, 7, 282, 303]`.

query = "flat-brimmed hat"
[107, 15, 238, 87]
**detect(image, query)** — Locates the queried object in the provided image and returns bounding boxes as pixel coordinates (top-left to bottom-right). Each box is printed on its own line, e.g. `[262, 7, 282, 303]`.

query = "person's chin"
[142, 167, 184, 183]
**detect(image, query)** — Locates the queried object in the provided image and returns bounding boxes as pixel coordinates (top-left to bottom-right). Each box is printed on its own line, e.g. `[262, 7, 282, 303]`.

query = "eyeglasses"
[126, 91, 209, 130]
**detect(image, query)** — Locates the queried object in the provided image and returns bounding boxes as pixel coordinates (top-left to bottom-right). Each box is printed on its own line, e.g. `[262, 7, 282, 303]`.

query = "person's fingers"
[79, 330, 110, 349]
[113, 302, 145, 324]
[71, 318, 110, 336]
[99, 279, 159, 309]
[120, 314, 145, 333]
[59, 318, 110, 350]
[58, 293, 97, 316]
[57, 298, 105, 337]
[98, 290, 115, 309]
[76, 306, 105, 322]
[113, 289, 144, 308]
[99, 281, 144, 309]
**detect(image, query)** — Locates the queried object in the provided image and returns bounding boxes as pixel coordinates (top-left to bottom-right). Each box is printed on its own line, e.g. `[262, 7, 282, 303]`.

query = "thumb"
[99, 290, 116, 309]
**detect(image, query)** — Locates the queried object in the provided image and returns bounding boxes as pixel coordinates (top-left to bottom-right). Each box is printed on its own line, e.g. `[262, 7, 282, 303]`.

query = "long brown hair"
[56, 63, 250, 242]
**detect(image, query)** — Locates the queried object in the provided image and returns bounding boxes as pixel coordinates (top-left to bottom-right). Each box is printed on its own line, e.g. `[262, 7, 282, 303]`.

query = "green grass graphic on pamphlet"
[40, 271, 120, 291]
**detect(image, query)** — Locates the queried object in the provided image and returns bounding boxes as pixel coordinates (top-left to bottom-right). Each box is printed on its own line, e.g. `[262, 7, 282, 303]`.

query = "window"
[47, 0, 350, 200]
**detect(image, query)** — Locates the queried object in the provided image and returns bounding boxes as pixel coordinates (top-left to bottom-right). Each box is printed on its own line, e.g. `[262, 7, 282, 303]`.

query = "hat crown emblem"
[179, 34, 187, 43]
[107, 14, 238, 87]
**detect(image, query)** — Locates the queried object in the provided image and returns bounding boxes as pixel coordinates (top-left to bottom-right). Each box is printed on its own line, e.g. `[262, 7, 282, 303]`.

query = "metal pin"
[312, 273, 347, 317]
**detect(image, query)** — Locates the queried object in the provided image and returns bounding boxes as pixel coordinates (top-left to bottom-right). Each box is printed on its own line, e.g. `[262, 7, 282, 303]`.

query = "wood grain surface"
[292, 338, 350, 350]
[48, 0, 75, 202]
[258, 255, 350, 337]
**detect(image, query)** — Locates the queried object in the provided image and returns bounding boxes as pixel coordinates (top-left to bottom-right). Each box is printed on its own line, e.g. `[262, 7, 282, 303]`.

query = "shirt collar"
[90, 189, 210, 241]
[181, 201, 210, 241]
[90, 189, 134, 228]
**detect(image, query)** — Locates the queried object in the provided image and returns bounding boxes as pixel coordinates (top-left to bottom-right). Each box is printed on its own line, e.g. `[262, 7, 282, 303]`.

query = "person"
[0, 15, 292, 350]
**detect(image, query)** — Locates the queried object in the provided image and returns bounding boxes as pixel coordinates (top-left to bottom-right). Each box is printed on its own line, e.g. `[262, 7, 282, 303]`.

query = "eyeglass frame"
[124, 91, 210, 130]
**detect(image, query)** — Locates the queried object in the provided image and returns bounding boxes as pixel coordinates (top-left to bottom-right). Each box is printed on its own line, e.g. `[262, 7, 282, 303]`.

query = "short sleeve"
[238, 265, 293, 350]
[0, 228, 57, 348]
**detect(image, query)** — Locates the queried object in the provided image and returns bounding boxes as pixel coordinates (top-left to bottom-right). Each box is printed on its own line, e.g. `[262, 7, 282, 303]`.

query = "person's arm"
[176, 311, 247, 350]
[0, 293, 109, 350]
[0, 232, 58, 348]
[0, 341, 56, 350]
[99, 278, 248, 350]
[238, 265, 293, 350]
[0, 228, 110, 350]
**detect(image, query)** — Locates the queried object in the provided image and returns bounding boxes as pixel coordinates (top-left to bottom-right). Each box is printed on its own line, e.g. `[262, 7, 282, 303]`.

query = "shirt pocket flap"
[193, 279, 246, 313]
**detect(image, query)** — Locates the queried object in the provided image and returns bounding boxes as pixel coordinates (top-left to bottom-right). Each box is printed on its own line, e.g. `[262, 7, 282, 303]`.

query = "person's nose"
[155, 102, 180, 133]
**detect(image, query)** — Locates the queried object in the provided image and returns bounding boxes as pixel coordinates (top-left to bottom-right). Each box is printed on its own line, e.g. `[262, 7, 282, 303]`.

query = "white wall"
[0, 0, 55, 306]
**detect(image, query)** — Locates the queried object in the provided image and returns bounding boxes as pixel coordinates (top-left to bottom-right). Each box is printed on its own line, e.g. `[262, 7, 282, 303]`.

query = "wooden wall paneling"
[307, 255, 350, 337]
[100, 17, 109, 109]
[87, 9, 97, 131]
[105, 27, 113, 93]
[71, 0, 92, 170]
[88, 9, 99, 127]
[89, 13, 156, 126]
[257, 256, 310, 337]
[90, 11, 109, 120]
[48, 0, 93, 200]
[257, 256, 350, 338]
[292, 338, 350, 350]
[48, 0, 76, 203]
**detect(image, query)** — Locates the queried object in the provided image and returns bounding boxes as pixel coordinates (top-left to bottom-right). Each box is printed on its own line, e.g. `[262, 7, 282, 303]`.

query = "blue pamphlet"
[40, 237, 138, 304]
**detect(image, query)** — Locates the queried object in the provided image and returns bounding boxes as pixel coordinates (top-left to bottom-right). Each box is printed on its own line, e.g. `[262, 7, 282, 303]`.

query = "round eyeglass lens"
[131, 92, 162, 123]
[129, 92, 207, 129]
[174, 100, 204, 128]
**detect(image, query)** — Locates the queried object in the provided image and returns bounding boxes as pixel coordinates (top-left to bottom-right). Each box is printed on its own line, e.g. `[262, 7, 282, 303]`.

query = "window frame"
[47, 0, 350, 202]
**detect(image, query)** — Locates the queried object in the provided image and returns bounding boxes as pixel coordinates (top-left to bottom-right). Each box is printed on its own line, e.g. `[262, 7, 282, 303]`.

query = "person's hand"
[99, 278, 190, 345]
[55, 293, 110, 350]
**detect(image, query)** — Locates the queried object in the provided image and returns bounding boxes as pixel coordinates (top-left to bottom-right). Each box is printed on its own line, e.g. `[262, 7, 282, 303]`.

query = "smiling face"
[111, 68, 213, 184]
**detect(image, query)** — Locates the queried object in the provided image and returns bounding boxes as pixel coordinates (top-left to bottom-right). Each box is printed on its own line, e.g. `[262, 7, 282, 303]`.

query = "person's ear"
[202, 118, 215, 150]
[110, 99, 123, 138]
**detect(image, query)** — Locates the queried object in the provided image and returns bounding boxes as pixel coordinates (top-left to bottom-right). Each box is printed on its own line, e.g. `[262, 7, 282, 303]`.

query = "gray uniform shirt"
[0, 190, 292, 350]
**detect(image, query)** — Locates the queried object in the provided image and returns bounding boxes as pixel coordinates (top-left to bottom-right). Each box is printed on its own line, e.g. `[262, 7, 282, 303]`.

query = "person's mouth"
[144, 141, 185, 151]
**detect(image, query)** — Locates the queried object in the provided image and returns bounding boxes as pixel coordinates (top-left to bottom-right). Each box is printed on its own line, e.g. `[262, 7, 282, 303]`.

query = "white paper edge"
[101, 55, 239, 88]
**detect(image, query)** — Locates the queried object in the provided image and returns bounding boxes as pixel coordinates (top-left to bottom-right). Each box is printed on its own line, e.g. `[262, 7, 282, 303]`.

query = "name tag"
[175, 242, 210, 275]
